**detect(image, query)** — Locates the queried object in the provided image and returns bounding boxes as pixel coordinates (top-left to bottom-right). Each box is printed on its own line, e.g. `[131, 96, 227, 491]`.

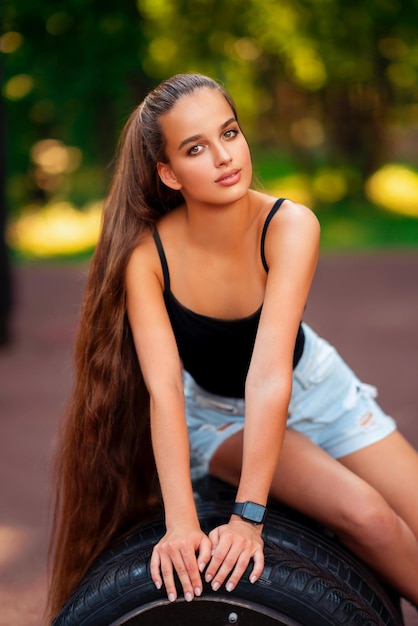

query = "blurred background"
[2, 0, 418, 274]
[1, 1, 418, 624]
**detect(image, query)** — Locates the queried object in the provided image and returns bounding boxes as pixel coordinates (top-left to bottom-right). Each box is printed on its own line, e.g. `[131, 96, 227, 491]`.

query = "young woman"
[48, 73, 418, 621]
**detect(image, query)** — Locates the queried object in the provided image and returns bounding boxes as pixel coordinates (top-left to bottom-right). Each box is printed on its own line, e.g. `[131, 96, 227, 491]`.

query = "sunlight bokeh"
[312, 169, 348, 203]
[366, 164, 418, 217]
[31, 139, 82, 176]
[266, 173, 313, 207]
[3, 74, 33, 100]
[8, 201, 102, 257]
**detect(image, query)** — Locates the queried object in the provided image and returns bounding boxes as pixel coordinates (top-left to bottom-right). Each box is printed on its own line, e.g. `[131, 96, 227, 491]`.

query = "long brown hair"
[47, 74, 238, 622]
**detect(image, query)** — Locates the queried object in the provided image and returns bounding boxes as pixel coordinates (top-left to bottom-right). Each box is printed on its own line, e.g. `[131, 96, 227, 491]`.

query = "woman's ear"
[157, 162, 182, 190]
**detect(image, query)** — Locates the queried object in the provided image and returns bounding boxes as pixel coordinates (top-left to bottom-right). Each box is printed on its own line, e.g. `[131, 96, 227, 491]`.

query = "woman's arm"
[204, 200, 320, 591]
[125, 237, 212, 602]
[241, 201, 320, 503]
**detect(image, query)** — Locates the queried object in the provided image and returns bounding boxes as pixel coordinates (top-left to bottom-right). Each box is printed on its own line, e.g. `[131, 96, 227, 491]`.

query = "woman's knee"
[336, 487, 399, 549]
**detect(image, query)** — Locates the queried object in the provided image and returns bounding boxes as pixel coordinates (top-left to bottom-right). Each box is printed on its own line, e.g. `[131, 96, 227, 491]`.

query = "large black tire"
[53, 476, 404, 626]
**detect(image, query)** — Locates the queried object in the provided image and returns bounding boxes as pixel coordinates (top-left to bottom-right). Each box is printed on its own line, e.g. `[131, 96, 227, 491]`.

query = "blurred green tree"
[3, 0, 152, 209]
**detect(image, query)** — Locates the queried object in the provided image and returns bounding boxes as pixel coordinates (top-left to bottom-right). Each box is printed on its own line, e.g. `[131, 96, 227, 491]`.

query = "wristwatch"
[232, 501, 267, 525]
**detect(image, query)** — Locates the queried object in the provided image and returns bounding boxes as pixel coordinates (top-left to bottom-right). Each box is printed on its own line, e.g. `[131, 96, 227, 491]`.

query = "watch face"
[243, 501, 265, 524]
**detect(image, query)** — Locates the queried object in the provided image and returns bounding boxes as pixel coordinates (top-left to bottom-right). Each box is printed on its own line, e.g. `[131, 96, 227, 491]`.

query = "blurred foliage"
[2, 0, 151, 211]
[1, 0, 418, 258]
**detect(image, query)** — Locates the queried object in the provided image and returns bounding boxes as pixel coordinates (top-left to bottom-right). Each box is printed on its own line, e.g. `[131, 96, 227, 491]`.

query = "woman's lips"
[215, 169, 241, 186]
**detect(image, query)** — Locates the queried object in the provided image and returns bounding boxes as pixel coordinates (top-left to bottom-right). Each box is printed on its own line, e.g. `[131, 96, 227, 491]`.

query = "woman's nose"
[214, 143, 232, 167]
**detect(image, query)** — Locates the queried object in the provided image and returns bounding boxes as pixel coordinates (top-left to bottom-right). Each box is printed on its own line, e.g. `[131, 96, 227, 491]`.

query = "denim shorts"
[184, 323, 397, 481]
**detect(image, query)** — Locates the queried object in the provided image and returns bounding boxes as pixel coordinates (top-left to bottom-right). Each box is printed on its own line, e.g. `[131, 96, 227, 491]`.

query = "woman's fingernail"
[250, 575, 257, 584]
[168, 593, 176, 602]
[198, 562, 206, 572]
[205, 573, 212, 583]
[226, 582, 234, 592]
[185, 592, 193, 602]
[194, 587, 202, 597]
[212, 581, 220, 591]
[154, 580, 162, 590]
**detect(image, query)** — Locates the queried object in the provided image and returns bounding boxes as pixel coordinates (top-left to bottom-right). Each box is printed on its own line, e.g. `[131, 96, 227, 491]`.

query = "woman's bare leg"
[209, 429, 418, 604]
[338, 430, 418, 538]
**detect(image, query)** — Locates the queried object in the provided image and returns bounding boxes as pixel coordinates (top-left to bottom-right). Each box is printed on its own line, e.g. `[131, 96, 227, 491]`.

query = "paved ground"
[0, 253, 417, 625]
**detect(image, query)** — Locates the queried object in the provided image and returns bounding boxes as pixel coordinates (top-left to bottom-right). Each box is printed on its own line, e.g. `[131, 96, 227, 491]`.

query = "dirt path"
[0, 254, 417, 625]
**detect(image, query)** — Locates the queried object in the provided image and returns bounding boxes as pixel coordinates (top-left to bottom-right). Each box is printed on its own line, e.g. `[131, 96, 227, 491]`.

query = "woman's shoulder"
[254, 193, 320, 267]
[253, 191, 319, 231]
[126, 206, 184, 278]
[277, 198, 319, 232]
[126, 226, 160, 281]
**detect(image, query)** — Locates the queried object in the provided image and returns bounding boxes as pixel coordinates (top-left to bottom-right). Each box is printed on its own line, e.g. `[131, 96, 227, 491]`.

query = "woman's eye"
[187, 145, 203, 155]
[223, 129, 238, 140]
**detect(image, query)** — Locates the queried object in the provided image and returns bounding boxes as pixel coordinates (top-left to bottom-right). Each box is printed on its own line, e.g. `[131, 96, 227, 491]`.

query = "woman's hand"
[204, 519, 264, 592]
[150, 526, 212, 602]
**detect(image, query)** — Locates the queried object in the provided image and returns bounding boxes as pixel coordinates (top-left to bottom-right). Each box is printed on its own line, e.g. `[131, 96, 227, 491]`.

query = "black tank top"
[153, 198, 305, 397]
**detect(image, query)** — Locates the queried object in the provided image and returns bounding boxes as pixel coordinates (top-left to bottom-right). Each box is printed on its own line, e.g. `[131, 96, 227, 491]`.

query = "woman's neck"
[182, 190, 260, 250]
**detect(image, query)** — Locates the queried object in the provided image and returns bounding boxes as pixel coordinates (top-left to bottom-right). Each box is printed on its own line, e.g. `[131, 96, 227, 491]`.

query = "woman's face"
[157, 88, 252, 207]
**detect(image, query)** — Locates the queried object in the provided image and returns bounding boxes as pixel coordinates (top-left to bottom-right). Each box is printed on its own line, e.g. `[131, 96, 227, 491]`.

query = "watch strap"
[232, 502, 246, 517]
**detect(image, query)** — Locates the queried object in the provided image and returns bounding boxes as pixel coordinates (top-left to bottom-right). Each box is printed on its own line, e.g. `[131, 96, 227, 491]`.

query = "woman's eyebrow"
[177, 117, 237, 151]
[178, 134, 203, 151]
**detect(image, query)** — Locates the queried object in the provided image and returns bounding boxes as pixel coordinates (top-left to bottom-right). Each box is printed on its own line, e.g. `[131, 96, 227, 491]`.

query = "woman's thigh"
[209, 427, 395, 531]
[338, 430, 418, 538]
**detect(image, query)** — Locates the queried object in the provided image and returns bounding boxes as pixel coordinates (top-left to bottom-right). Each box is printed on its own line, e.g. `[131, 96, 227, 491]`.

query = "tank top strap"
[152, 228, 170, 291]
[260, 198, 286, 272]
